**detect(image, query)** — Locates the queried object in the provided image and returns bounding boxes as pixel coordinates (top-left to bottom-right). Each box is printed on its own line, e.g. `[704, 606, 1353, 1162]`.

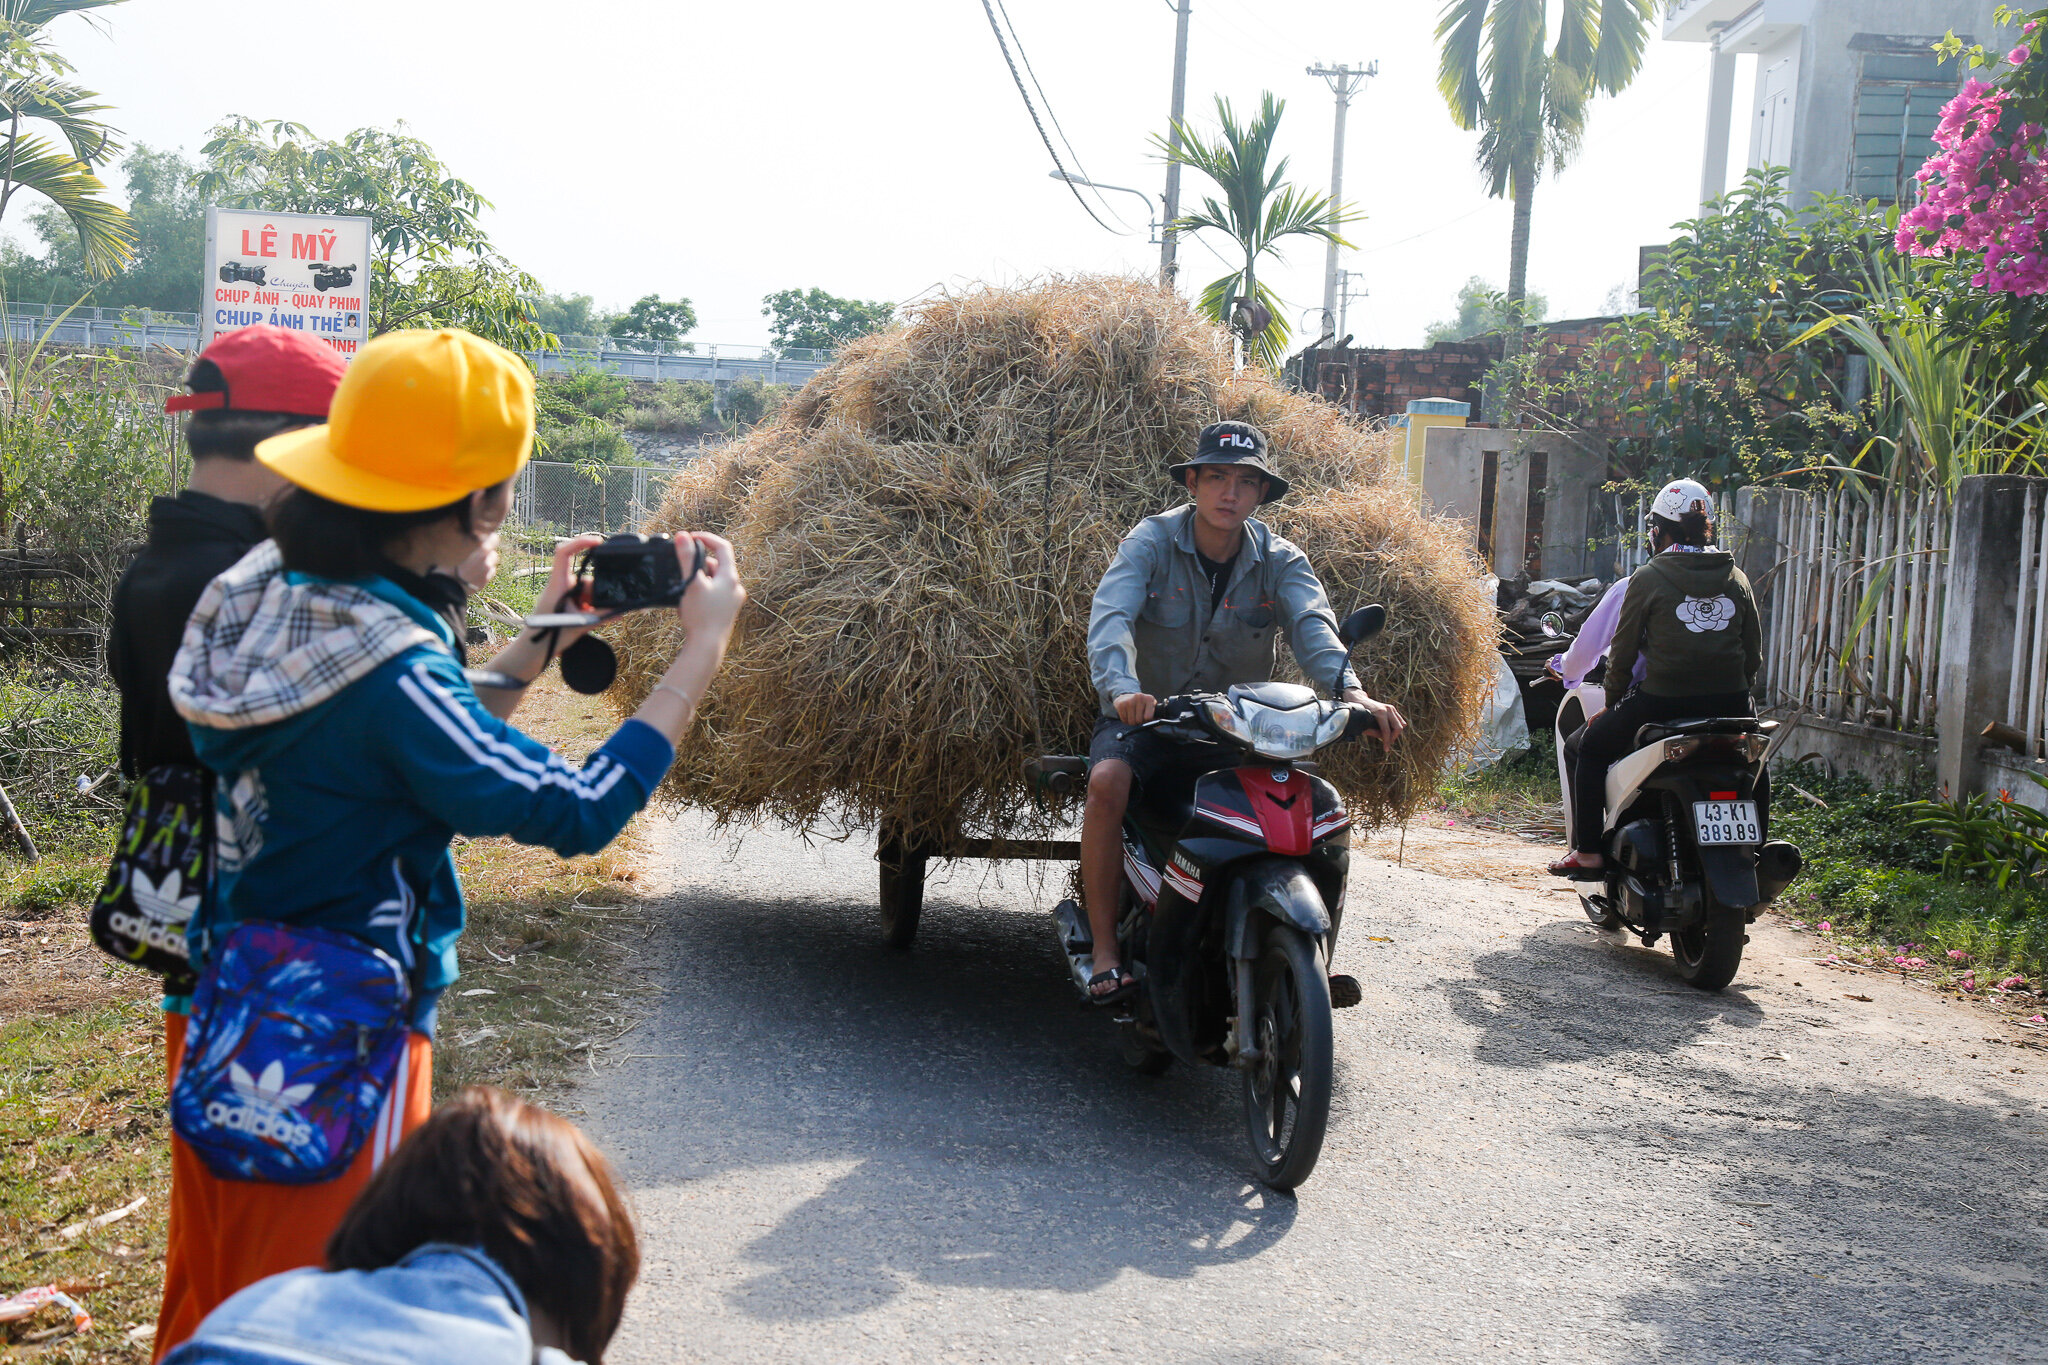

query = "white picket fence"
[2008, 482, 2048, 760]
[1753, 488, 1952, 736]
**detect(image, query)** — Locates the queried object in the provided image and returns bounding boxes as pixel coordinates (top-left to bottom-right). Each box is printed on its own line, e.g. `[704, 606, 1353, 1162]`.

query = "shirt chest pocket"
[1140, 589, 1191, 627]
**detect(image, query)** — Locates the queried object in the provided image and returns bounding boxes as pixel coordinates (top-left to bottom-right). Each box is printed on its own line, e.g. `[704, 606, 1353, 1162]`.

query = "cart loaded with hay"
[601, 278, 1497, 1187]
[606, 277, 1498, 933]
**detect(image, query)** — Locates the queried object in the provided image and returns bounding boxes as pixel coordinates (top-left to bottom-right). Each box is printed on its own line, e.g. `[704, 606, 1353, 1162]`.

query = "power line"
[994, 0, 1134, 232]
[975, 0, 1127, 236]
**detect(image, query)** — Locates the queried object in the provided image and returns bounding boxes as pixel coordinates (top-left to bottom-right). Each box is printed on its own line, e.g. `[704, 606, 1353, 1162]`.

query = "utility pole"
[1159, 0, 1192, 289]
[1306, 61, 1375, 344]
[1336, 268, 1366, 342]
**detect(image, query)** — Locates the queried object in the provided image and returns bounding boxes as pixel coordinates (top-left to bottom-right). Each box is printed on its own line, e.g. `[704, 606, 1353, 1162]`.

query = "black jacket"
[1603, 548, 1761, 699]
[106, 492, 268, 777]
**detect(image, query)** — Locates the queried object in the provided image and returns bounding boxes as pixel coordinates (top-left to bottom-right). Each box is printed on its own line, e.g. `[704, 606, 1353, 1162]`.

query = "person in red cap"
[106, 325, 347, 1122]
[111, 325, 348, 792]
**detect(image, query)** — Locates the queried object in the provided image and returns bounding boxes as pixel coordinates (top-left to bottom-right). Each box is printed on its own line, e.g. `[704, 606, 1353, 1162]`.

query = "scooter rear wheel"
[1242, 924, 1334, 1190]
[1670, 906, 1745, 990]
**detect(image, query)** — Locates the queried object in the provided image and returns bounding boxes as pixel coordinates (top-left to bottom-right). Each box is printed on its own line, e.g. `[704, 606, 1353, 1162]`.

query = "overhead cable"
[975, 0, 1128, 235]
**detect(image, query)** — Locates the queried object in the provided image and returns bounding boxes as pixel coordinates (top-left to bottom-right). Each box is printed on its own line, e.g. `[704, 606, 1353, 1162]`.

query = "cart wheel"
[878, 836, 926, 950]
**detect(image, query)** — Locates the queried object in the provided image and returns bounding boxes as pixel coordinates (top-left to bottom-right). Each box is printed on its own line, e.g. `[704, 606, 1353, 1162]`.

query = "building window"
[1851, 48, 1960, 204]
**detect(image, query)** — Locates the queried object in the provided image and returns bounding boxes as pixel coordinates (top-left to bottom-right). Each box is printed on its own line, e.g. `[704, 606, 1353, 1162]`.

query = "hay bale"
[607, 276, 1496, 846]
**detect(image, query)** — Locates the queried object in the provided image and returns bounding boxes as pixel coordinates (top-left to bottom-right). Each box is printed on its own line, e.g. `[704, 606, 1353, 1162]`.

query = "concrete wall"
[1420, 427, 1609, 581]
[1772, 715, 1936, 791]
[1784, 2, 2012, 210]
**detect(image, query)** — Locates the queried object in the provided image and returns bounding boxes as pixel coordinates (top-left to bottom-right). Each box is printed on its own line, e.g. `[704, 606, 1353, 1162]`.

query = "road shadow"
[1439, 926, 2048, 1360]
[1443, 924, 1766, 1069]
[586, 862, 1313, 1319]
[1604, 1058, 2048, 1362]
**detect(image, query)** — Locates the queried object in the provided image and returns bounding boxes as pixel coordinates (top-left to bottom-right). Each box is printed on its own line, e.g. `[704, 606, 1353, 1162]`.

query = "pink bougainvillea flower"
[1962, 976, 1978, 992]
[2012, 46, 2032, 64]
[2001, 976, 2030, 991]
[1948, 949, 1970, 961]
[1818, 921, 1833, 933]
[2032, 1014, 2047, 1024]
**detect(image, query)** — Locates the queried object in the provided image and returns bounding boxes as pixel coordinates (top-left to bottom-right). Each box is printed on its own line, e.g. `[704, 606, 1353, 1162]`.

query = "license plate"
[1693, 800, 1760, 845]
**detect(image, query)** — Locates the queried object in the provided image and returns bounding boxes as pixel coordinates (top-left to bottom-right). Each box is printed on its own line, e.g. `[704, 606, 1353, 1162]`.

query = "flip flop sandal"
[1087, 966, 1137, 1006]
[1547, 856, 1608, 882]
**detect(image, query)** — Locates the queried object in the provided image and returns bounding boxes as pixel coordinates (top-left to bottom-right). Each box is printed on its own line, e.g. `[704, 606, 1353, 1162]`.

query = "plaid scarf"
[170, 541, 445, 732]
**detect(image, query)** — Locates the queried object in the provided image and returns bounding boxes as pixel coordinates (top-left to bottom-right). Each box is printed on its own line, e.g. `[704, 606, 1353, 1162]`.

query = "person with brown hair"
[160, 1087, 639, 1365]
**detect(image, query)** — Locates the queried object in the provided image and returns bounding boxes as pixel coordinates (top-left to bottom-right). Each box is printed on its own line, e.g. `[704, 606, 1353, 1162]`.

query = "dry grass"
[0, 671, 652, 1360]
[609, 275, 1498, 847]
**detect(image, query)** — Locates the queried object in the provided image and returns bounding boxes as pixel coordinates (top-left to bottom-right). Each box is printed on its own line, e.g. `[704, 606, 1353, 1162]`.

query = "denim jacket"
[161, 1243, 582, 1365]
[1087, 505, 1361, 715]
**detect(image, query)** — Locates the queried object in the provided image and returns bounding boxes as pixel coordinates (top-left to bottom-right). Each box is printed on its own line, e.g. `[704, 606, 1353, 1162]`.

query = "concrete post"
[1937, 475, 2034, 797]
[1700, 30, 1738, 206]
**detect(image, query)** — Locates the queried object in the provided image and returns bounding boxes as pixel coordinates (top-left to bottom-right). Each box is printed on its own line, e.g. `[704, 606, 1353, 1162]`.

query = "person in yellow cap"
[151, 329, 745, 1359]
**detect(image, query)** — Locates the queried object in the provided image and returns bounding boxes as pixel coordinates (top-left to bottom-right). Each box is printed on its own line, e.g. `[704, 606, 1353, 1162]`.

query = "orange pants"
[152, 1011, 433, 1362]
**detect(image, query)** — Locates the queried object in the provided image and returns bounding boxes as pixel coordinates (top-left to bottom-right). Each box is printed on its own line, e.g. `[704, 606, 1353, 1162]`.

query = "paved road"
[582, 815, 2048, 1363]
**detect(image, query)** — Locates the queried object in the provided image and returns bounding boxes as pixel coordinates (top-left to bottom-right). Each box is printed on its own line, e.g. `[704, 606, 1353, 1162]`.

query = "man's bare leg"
[1081, 760, 1132, 993]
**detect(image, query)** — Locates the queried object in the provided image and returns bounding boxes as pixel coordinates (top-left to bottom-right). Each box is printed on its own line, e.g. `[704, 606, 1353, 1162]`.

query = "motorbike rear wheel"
[1670, 906, 1745, 990]
[1242, 924, 1334, 1190]
[877, 837, 926, 950]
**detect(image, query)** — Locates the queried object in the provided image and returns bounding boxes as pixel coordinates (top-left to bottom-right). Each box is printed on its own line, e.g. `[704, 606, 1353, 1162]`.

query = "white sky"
[56, 0, 1758, 349]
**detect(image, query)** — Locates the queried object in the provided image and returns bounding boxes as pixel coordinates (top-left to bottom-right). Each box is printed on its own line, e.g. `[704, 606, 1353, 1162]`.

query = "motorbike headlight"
[1239, 702, 1323, 760]
[1314, 706, 1350, 748]
[1204, 698, 1252, 745]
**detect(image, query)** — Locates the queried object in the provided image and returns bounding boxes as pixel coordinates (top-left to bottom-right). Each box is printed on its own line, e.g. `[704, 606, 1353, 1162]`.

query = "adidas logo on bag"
[203, 1060, 315, 1148]
[102, 910, 191, 958]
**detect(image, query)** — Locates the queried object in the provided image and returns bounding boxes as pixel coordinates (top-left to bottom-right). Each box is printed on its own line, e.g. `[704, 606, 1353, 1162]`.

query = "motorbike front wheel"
[1670, 906, 1746, 990]
[1242, 924, 1334, 1190]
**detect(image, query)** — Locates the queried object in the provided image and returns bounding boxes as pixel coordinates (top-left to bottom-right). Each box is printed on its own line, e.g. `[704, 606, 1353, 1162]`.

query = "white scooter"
[1553, 679, 1802, 990]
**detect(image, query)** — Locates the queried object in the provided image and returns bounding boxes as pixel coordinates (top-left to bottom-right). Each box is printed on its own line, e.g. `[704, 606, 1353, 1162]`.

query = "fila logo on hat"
[1220, 432, 1257, 450]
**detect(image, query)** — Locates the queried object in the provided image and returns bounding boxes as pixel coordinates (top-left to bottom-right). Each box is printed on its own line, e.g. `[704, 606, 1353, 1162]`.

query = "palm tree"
[0, 0, 132, 277]
[1154, 92, 1356, 372]
[1436, 0, 1652, 357]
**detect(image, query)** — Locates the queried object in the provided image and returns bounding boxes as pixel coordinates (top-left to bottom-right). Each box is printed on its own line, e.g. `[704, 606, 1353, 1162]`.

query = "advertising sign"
[203, 207, 373, 357]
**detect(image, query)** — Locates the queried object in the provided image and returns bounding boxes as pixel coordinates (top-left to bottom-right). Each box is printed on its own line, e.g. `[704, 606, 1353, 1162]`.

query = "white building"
[1666, 0, 2017, 209]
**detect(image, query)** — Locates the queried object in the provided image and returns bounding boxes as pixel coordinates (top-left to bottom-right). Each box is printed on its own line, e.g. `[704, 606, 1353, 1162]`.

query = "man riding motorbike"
[1081, 420, 1406, 1003]
[1547, 477, 1763, 879]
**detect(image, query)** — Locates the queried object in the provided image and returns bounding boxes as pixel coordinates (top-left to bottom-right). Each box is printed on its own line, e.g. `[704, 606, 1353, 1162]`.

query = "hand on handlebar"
[1342, 687, 1406, 750]
[1114, 692, 1158, 725]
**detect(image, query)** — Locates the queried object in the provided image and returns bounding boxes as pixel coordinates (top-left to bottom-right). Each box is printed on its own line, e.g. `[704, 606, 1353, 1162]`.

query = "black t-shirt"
[1195, 548, 1238, 614]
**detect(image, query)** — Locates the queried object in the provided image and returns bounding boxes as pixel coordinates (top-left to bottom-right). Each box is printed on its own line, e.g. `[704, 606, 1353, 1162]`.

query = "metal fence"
[509, 460, 674, 536]
[2008, 482, 2048, 760]
[0, 303, 836, 384]
[1753, 488, 1952, 736]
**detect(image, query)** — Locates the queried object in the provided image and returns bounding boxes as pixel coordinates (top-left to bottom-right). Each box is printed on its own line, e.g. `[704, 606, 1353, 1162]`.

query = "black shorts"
[1088, 714, 1235, 801]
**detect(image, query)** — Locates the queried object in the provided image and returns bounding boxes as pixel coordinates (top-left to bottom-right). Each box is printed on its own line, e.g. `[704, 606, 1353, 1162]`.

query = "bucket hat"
[165, 324, 347, 418]
[1166, 420, 1290, 503]
[255, 329, 534, 512]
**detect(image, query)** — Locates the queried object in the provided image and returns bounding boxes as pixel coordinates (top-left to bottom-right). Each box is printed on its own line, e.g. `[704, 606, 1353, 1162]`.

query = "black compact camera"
[581, 533, 704, 614]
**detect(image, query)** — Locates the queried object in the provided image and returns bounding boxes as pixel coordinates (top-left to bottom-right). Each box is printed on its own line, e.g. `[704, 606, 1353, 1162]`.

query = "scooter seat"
[1633, 717, 1767, 747]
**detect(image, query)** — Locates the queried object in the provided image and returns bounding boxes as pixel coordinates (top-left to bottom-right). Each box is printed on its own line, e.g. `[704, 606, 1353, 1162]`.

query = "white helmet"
[1650, 477, 1712, 522]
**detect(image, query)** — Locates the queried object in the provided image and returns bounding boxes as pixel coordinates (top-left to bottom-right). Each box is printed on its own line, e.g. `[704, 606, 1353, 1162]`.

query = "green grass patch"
[1437, 734, 1564, 836]
[1771, 764, 2048, 998]
[0, 998, 170, 1360]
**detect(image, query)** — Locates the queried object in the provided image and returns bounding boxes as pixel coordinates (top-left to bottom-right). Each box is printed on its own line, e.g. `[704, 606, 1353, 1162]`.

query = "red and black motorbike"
[1040, 605, 1388, 1189]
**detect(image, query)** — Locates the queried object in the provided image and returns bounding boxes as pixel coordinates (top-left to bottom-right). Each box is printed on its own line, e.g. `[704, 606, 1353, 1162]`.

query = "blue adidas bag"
[170, 922, 411, 1184]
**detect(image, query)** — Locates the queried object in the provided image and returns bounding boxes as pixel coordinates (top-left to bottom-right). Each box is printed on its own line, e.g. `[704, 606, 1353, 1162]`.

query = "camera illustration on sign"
[203, 207, 374, 358]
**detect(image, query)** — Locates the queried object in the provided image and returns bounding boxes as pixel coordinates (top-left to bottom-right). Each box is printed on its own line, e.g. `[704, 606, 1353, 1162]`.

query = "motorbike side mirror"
[1339, 604, 1386, 649]
[1540, 611, 1566, 636]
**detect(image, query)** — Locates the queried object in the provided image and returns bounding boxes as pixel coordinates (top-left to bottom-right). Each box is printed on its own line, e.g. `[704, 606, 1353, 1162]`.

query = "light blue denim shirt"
[161, 1243, 583, 1365]
[1087, 504, 1361, 715]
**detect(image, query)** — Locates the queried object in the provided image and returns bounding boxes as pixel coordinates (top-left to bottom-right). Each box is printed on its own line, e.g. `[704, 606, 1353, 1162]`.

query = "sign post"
[202, 207, 373, 358]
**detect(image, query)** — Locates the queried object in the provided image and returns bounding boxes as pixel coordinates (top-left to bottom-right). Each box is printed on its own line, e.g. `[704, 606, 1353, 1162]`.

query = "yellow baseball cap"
[256, 329, 535, 512]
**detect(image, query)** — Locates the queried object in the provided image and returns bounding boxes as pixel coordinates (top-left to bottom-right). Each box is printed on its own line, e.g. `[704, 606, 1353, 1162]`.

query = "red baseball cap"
[165, 324, 348, 418]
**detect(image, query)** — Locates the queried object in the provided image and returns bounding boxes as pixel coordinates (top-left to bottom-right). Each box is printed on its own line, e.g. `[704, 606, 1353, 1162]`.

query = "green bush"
[624, 380, 716, 434]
